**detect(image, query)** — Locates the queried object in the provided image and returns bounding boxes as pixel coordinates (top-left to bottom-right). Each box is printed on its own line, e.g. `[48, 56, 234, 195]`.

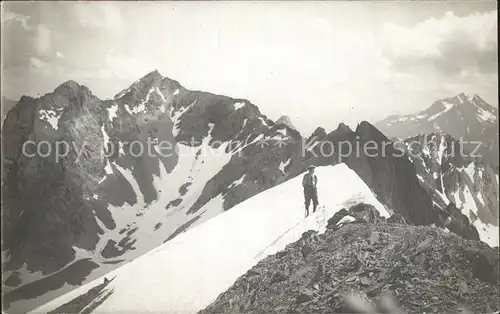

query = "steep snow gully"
[33, 163, 390, 313]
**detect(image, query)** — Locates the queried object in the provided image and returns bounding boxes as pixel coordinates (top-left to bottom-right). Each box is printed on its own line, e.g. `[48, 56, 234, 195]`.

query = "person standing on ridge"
[302, 166, 318, 217]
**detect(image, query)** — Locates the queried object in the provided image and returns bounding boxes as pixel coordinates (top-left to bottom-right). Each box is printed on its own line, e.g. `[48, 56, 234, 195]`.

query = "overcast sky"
[1, 1, 497, 134]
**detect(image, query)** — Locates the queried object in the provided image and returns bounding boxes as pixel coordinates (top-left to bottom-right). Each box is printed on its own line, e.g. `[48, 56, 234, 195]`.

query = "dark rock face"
[443, 203, 480, 241]
[348, 203, 382, 223]
[326, 208, 350, 227]
[3, 258, 99, 310]
[200, 223, 499, 314]
[4, 272, 22, 287]
[376, 93, 499, 167]
[402, 133, 498, 246]
[2, 82, 104, 277]
[327, 203, 383, 228]
[275, 115, 297, 131]
[464, 246, 500, 284]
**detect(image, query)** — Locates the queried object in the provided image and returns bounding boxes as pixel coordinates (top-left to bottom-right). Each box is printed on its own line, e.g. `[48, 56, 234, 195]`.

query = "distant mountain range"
[375, 93, 498, 167]
[1, 96, 18, 126]
[2, 72, 498, 313]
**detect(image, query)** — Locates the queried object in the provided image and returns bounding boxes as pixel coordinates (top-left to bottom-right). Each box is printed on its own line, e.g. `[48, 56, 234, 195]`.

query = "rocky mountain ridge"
[201, 207, 499, 314]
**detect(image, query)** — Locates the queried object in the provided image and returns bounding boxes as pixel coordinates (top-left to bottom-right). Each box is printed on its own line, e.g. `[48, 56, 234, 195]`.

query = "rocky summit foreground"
[200, 221, 499, 313]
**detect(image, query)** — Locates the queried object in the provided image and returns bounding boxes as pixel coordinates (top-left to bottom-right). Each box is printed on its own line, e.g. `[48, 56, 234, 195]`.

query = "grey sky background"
[1, 1, 497, 135]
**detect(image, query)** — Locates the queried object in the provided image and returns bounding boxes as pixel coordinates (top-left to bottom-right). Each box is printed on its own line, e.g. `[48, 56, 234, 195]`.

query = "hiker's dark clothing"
[302, 172, 317, 187]
[302, 172, 318, 215]
[303, 186, 318, 207]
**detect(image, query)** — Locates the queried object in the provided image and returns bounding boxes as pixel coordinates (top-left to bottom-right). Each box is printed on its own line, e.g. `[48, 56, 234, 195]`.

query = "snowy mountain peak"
[114, 70, 170, 100]
[375, 93, 498, 166]
[56, 80, 81, 89]
[53, 80, 92, 98]
[139, 69, 163, 82]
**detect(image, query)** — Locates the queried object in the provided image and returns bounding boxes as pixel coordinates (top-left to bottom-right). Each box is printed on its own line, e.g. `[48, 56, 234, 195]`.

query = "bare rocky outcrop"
[200, 223, 499, 314]
[275, 115, 298, 131]
[326, 203, 384, 228]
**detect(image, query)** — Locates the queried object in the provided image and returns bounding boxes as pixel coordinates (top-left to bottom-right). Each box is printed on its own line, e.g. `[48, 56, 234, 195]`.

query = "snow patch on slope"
[462, 186, 498, 247]
[34, 163, 389, 314]
[101, 125, 110, 150]
[155, 87, 166, 102]
[107, 105, 118, 121]
[234, 102, 245, 110]
[337, 215, 356, 225]
[437, 135, 447, 166]
[279, 158, 291, 174]
[476, 107, 497, 123]
[171, 100, 196, 137]
[389, 113, 428, 124]
[104, 159, 113, 175]
[464, 162, 476, 182]
[39, 108, 63, 130]
[124, 88, 155, 115]
[277, 128, 287, 136]
[428, 101, 454, 121]
[147, 123, 233, 237]
[115, 87, 131, 99]
[229, 174, 246, 188]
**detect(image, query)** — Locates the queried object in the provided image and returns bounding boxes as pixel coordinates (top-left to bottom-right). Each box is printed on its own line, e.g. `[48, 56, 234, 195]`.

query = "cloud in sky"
[1, 2, 497, 134]
[2, 11, 31, 30]
[35, 24, 51, 55]
[382, 10, 497, 76]
[71, 3, 124, 32]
